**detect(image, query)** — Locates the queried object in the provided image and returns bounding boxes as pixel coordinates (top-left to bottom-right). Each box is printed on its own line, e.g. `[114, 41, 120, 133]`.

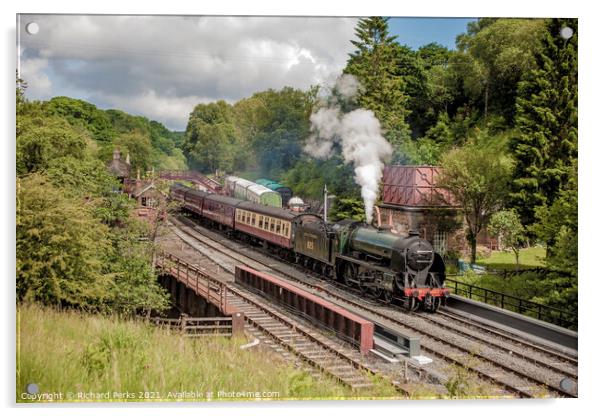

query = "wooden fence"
[152, 315, 244, 337]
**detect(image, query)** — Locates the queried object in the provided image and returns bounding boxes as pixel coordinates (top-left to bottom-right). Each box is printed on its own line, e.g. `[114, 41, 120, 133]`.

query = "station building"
[377, 165, 497, 258]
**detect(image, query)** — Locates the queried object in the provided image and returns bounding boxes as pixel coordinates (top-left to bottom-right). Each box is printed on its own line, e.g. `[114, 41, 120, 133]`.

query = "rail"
[446, 277, 577, 329]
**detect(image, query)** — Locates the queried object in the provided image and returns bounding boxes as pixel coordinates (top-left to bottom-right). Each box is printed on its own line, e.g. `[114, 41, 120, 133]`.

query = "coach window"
[252, 213, 256, 226]
[270, 218, 275, 232]
[258, 215, 263, 228]
[276, 220, 281, 234]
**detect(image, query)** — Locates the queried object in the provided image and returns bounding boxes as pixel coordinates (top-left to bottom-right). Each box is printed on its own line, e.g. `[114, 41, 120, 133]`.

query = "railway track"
[429, 310, 578, 375]
[158, 222, 432, 396]
[226, 284, 378, 391]
[168, 215, 578, 398]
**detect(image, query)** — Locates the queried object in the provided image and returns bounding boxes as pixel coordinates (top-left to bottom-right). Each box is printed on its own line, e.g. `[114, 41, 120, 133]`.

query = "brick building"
[378, 165, 496, 257]
[107, 148, 131, 184]
[106, 148, 167, 221]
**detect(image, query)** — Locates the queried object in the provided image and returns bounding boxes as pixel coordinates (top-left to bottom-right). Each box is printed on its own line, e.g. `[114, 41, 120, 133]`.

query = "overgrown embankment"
[17, 304, 362, 402]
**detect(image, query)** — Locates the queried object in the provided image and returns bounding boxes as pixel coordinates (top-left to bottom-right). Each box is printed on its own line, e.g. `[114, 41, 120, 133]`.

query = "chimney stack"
[125, 153, 130, 165]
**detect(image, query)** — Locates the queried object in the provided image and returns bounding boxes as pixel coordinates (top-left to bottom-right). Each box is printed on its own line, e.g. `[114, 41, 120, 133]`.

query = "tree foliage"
[455, 19, 546, 120]
[246, 87, 316, 176]
[16, 114, 88, 176]
[531, 163, 578, 276]
[17, 174, 113, 308]
[438, 133, 513, 263]
[488, 210, 525, 270]
[17, 89, 171, 315]
[345, 17, 411, 149]
[183, 100, 243, 173]
[509, 18, 578, 227]
[48, 96, 116, 143]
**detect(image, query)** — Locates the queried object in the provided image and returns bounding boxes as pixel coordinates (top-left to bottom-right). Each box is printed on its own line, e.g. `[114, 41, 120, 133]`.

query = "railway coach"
[225, 176, 282, 208]
[255, 178, 293, 206]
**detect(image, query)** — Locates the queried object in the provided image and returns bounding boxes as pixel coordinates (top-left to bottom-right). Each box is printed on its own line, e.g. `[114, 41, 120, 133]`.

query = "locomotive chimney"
[374, 206, 382, 228]
[388, 211, 399, 234]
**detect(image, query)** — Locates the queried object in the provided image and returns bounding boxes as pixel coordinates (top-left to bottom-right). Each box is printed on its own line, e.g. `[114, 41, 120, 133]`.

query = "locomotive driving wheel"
[403, 296, 417, 312]
[342, 263, 357, 287]
[422, 297, 442, 312]
[381, 290, 393, 304]
[368, 287, 383, 299]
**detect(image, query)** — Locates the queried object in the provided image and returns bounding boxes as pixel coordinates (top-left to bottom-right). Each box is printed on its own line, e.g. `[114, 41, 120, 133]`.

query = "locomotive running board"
[336, 254, 392, 273]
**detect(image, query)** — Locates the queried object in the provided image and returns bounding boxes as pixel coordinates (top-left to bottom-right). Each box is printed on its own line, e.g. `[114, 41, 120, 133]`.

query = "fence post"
[231, 312, 245, 337]
[180, 314, 188, 336]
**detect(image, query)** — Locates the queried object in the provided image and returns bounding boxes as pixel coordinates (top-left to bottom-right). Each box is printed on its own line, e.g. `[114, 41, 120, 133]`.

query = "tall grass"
[16, 304, 400, 402]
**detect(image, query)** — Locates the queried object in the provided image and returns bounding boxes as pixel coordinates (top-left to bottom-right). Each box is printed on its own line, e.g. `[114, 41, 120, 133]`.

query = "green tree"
[283, 157, 359, 202]
[531, 163, 577, 275]
[16, 114, 88, 176]
[111, 131, 155, 173]
[345, 17, 411, 148]
[183, 100, 241, 173]
[330, 197, 365, 222]
[454, 18, 546, 120]
[509, 18, 578, 228]
[17, 174, 113, 308]
[438, 134, 513, 263]
[246, 87, 315, 176]
[488, 210, 526, 270]
[47, 96, 116, 142]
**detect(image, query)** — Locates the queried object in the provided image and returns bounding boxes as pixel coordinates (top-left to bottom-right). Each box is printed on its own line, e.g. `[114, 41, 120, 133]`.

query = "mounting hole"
[560, 26, 574, 40]
[25, 22, 39, 35]
[26, 383, 39, 394]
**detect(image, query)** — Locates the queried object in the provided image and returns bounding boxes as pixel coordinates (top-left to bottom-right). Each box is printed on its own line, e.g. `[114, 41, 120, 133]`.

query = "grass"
[16, 303, 405, 403]
[474, 246, 546, 270]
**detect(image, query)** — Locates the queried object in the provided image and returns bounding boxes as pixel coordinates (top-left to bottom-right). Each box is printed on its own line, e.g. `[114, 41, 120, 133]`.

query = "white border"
[3, 1, 600, 416]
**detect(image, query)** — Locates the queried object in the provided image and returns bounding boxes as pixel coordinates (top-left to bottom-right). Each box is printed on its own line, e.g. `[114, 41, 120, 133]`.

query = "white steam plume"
[304, 75, 392, 223]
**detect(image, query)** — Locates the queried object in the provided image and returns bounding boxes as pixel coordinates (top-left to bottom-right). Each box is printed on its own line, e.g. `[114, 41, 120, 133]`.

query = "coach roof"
[204, 193, 244, 207]
[236, 201, 319, 221]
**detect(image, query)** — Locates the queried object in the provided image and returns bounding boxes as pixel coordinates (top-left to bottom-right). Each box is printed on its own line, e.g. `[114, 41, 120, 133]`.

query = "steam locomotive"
[170, 183, 449, 312]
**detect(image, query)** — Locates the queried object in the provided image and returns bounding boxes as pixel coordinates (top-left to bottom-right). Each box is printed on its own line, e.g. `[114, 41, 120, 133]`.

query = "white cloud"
[94, 90, 213, 131]
[19, 54, 52, 98]
[18, 15, 358, 129]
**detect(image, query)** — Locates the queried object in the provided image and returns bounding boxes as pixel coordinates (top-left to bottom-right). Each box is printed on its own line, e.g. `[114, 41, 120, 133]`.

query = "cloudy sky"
[17, 15, 473, 130]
